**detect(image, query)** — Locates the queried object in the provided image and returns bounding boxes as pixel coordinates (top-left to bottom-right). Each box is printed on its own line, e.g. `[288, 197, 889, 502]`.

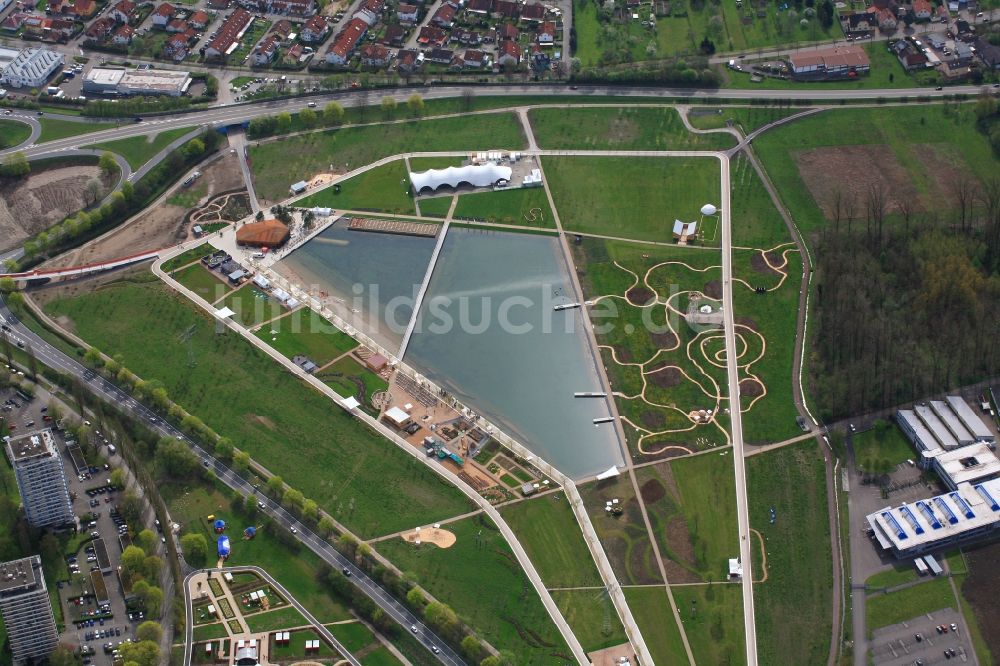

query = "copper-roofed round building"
[235, 219, 290, 248]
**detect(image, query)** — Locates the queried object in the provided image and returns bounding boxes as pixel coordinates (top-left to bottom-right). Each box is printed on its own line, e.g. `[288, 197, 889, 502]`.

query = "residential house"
[417, 25, 445, 45]
[324, 16, 366, 64]
[935, 4, 948, 21]
[530, 43, 550, 71]
[448, 54, 464, 70]
[166, 18, 188, 32]
[426, 46, 453, 63]
[164, 32, 189, 58]
[355, 0, 384, 25]
[787, 44, 870, 79]
[912, 0, 932, 20]
[483, 26, 496, 43]
[381, 23, 405, 46]
[870, 6, 897, 31]
[492, 0, 517, 19]
[203, 7, 253, 59]
[283, 41, 302, 63]
[432, 3, 455, 27]
[300, 14, 328, 42]
[85, 16, 115, 38]
[52, 0, 96, 18]
[151, 2, 175, 27]
[188, 10, 210, 28]
[498, 39, 519, 66]
[112, 23, 134, 44]
[251, 32, 279, 63]
[499, 22, 518, 41]
[360, 42, 389, 66]
[397, 2, 417, 23]
[109, 0, 136, 24]
[270, 18, 293, 40]
[239, 0, 315, 16]
[841, 11, 875, 36]
[952, 40, 974, 65]
[0, 12, 27, 31]
[537, 19, 554, 44]
[519, 1, 545, 22]
[466, 0, 492, 14]
[463, 48, 484, 67]
[892, 39, 927, 70]
[975, 37, 1000, 69]
[396, 48, 418, 72]
[451, 28, 480, 44]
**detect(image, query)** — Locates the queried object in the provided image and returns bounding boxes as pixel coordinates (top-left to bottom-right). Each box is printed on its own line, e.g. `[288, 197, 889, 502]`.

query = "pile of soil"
[611, 345, 633, 363]
[639, 478, 666, 503]
[750, 252, 780, 275]
[650, 331, 678, 349]
[639, 409, 666, 429]
[0, 165, 105, 252]
[736, 316, 759, 331]
[739, 378, 764, 398]
[961, 541, 1000, 659]
[626, 285, 655, 306]
[703, 280, 723, 299]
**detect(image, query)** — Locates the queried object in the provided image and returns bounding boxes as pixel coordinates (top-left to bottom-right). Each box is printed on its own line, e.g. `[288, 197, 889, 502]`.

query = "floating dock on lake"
[348, 217, 438, 238]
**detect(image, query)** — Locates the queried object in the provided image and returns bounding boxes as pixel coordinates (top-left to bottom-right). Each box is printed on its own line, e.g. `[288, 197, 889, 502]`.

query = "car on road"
[289, 526, 297, 534]
[410, 625, 417, 633]
[342, 568, 351, 577]
[431, 646, 440, 654]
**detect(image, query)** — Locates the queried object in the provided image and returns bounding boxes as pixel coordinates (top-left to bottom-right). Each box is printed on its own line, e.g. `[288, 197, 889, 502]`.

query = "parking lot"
[870, 607, 974, 665]
[2, 381, 163, 666]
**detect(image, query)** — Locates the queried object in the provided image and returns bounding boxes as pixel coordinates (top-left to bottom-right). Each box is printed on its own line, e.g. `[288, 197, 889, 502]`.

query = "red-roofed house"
[356, 0, 384, 25]
[498, 22, 518, 40]
[164, 32, 189, 59]
[324, 16, 366, 64]
[396, 48, 419, 72]
[498, 39, 519, 66]
[432, 2, 455, 26]
[382, 23, 405, 46]
[69, 0, 97, 18]
[417, 24, 445, 45]
[85, 16, 115, 38]
[167, 18, 188, 32]
[110, 0, 136, 23]
[463, 48, 484, 67]
[537, 20, 555, 44]
[151, 2, 175, 27]
[360, 42, 390, 67]
[301, 14, 328, 41]
[204, 7, 253, 59]
[397, 2, 417, 23]
[519, 1, 545, 22]
[467, 0, 492, 14]
[913, 0, 932, 20]
[112, 23, 134, 44]
[492, 0, 517, 18]
[188, 10, 210, 28]
[251, 33, 279, 64]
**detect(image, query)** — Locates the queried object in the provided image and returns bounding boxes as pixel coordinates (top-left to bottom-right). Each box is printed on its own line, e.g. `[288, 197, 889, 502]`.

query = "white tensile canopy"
[410, 163, 513, 192]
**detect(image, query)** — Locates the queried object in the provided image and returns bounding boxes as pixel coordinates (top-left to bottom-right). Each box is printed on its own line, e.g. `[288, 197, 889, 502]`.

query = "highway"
[0, 296, 466, 666]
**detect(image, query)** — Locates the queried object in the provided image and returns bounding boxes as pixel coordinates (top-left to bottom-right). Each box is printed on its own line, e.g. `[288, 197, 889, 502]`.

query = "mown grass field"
[543, 156, 719, 242]
[417, 195, 453, 218]
[298, 161, 416, 215]
[451, 186, 555, 228]
[866, 577, 955, 633]
[249, 112, 524, 202]
[172, 263, 231, 304]
[852, 420, 915, 474]
[85, 126, 197, 169]
[753, 104, 1000, 238]
[220, 283, 289, 327]
[254, 307, 358, 366]
[45, 281, 472, 538]
[243, 606, 308, 633]
[161, 480, 353, 623]
[671, 583, 745, 665]
[864, 562, 919, 591]
[551, 589, 627, 654]
[728, 151, 796, 248]
[636, 452, 738, 583]
[622, 587, 687, 664]
[376, 514, 571, 664]
[499, 493, 602, 588]
[529, 107, 735, 151]
[163, 245, 215, 272]
[0, 119, 32, 149]
[315, 355, 388, 408]
[745, 442, 831, 666]
[686, 107, 799, 134]
[37, 117, 117, 143]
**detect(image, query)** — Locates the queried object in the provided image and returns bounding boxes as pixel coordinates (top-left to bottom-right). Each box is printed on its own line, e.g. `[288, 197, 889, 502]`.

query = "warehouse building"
[897, 395, 997, 464]
[867, 477, 1000, 558]
[82, 67, 192, 96]
[0, 556, 59, 665]
[927, 443, 1000, 491]
[0, 47, 63, 89]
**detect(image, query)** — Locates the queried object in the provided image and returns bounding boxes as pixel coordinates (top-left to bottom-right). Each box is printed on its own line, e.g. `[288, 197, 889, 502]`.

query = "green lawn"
[733, 248, 804, 445]
[376, 514, 572, 664]
[37, 118, 117, 143]
[168, 183, 208, 209]
[622, 587, 687, 664]
[451, 186, 555, 228]
[162, 480, 353, 623]
[315, 355, 388, 408]
[249, 112, 525, 202]
[328, 621, 377, 652]
[635, 453, 738, 583]
[45, 281, 472, 539]
[408, 157, 465, 171]
[499, 494, 602, 588]
[269, 628, 336, 660]
[255, 308, 358, 367]
[865, 563, 919, 591]
[173, 263, 231, 304]
[746, 441, 831, 666]
[686, 107, 799, 134]
[543, 156, 719, 242]
[243, 606, 308, 633]
[852, 421, 915, 475]
[866, 577, 955, 632]
[162, 245, 216, 272]
[728, 151, 796, 248]
[551, 589, 627, 654]
[753, 104, 1000, 239]
[361, 647, 403, 666]
[220, 283, 290, 327]
[0, 120, 32, 149]
[85, 126, 197, 169]
[192, 622, 229, 642]
[671, 584, 745, 665]
[417, 195, 453, 219]
[529, 107, 735, 151]
[298, 161, 415, 215]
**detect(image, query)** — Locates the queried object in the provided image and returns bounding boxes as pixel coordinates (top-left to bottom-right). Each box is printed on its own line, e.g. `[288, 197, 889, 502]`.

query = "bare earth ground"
[794, 145, 921, 219]
[0, 166, 106, 252]
[960, 541, 1000, 660]
[43, 153, 246, 270]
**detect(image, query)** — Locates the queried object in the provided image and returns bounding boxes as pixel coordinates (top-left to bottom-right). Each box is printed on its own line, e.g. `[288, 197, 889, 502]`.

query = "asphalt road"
[0, 296, 465, 666]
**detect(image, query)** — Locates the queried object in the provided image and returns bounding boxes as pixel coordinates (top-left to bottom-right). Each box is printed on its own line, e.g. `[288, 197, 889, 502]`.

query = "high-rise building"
[5, 429, 74, 528]
[0, 556, 59, 664]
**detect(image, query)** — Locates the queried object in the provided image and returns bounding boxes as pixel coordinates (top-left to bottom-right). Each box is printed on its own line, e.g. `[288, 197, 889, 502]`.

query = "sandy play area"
[401, 526, 456, 549]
